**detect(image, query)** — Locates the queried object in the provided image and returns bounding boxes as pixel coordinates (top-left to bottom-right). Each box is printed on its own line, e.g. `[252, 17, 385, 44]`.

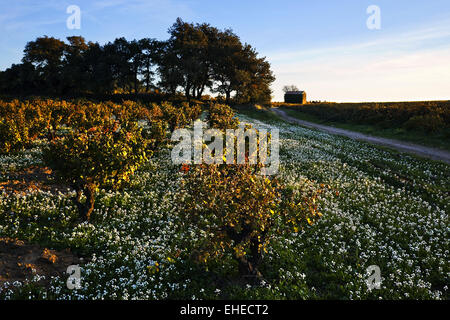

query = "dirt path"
[272, 108, 450, 164]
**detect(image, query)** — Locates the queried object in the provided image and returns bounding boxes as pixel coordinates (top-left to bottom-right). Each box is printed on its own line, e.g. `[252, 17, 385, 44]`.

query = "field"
[273, 101, 450, 150]
[0, 102, 448, 300]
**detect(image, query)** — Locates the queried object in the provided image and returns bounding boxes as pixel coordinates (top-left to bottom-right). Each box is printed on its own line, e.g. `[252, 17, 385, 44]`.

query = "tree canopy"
[0, 18, 275, 104]
[282, 85, 299, 93]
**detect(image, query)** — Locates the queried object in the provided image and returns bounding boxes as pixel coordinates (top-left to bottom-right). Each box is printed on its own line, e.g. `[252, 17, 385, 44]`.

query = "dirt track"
[272, 108, 450, 164]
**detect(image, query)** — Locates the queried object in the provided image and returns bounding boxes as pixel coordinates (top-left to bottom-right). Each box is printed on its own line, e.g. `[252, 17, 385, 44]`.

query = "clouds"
[269, 20, 450, 102]
[0, 0, 196, 69]
[0, 1, 66, 31]
[86, 0, 195, 24]
[0, 1, 448, 102]
[0, 0, 195, 33]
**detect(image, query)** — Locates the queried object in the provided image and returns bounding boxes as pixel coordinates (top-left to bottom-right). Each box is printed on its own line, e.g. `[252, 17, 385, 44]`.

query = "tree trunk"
[145, 60, 151, 93]
[134, 73, 139, 94]
[225, 226, 264, 282]
[47, 127, 56, 141]
[72, 184, 96, 222]
[237, 252, 263, 283]
[225, 91, 231, 105]
[83, 185, 96, 221]
[196, 85, 205, 99]
[145, 71, 150, 93]
[185, 86, 191, 101]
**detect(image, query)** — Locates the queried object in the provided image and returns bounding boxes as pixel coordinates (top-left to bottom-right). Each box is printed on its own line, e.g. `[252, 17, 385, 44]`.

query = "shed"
[284, 91, 306, 104]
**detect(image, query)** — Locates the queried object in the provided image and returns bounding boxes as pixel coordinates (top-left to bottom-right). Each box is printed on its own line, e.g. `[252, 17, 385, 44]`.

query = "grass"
[276, 106, 450, 151]
[232, 104, 282, 122]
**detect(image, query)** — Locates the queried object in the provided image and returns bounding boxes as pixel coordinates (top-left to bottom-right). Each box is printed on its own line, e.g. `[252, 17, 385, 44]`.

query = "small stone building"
[284, 91, 306, 104]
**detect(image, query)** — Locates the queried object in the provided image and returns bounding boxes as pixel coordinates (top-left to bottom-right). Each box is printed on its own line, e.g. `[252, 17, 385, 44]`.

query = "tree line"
[0, 18, 275, 104]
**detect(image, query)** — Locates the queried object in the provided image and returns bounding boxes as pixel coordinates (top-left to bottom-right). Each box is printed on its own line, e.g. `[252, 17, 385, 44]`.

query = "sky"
[0, 0, 449, 102]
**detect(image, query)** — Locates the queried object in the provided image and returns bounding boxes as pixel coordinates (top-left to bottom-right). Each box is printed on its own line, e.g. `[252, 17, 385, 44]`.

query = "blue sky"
[1, 0, 449, 102]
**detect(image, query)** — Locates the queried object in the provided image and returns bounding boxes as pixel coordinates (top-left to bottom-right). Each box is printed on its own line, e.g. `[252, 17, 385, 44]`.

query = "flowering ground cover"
[0, 112, 448, 300]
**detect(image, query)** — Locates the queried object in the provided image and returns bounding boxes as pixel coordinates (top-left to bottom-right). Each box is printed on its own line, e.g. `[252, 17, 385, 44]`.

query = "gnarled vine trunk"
[237, 248, 263, 281]
[225, 226, 265, 282]
[72, 184, 96, 221]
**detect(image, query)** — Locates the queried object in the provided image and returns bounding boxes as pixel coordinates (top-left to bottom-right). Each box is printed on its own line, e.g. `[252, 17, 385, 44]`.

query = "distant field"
[272, 101, 450, 151]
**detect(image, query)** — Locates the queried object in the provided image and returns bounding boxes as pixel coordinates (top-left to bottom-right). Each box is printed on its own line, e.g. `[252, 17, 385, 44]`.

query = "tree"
[83, 42, 116, 94]
[62, 36, 89, 94]
[156, 40, 182, 95]
[234, 44, 275, 104]
[282, 85, 299, 93]
[127, 39, 143, 94]
[138, 38, 158, 93]
[1, 19, 276, 102]
[0, 62, 38, 94]
[210, 29, 244, 104]
[107, 37, 135, 93]
[22, 36, 66, 93]
[160, 18, 210, 100]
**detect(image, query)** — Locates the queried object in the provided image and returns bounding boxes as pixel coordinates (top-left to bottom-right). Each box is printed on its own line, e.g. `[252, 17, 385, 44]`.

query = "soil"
[0, 166, 71, 194]
[0, 237, 82, 289]
[273, 108, 450, 164]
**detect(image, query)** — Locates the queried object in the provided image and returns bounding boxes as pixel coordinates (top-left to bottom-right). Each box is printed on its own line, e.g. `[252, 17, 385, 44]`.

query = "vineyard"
[0, 99, 449, 300]
[273, 101, 450, 131]
[274, 101, 450, 150]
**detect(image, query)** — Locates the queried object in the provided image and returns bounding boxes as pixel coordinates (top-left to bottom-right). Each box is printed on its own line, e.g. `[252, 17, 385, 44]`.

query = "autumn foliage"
[42, 120, 150, 221]
[179, 104, 322, 279]
[277, 101, 450, 133]
[180, 163, 322, 278]
[0, 98, 203, 222]
[0, 98, 203, 153]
